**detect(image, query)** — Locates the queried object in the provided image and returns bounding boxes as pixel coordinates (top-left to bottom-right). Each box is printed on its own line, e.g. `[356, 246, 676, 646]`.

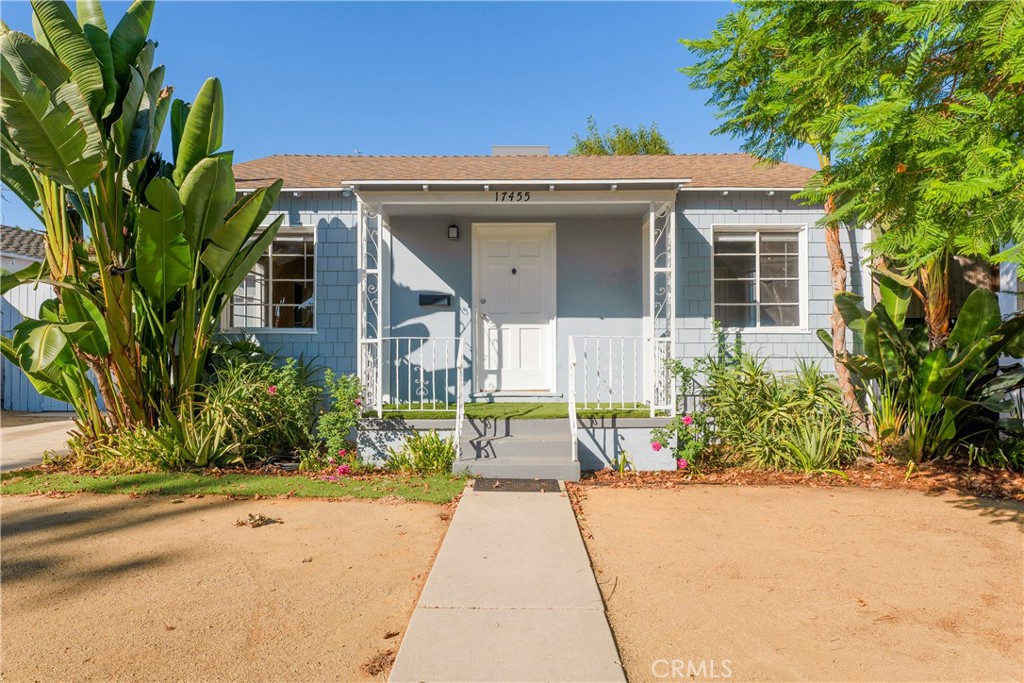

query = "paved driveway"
[0, 412, 75, 472]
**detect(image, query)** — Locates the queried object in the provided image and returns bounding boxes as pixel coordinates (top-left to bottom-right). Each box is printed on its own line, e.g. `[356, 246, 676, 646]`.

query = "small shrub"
[651, 412, 712, 472]
[317, 370, 363, 457]
[653, 328, 859, 474]
[386, 430, 455, 475]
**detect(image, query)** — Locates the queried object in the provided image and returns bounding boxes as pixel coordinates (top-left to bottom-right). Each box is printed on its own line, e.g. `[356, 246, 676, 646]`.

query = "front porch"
[353, 185, 682, 478]
[355, 188, 680, 417]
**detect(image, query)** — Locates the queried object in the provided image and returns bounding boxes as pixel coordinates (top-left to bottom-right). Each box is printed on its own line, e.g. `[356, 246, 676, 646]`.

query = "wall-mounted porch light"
[448, 225, 460, 240]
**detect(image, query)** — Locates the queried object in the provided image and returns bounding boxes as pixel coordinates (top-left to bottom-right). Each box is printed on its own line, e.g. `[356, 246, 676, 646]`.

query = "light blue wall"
[5, 188, 867, 411]
[238, 189, 865, 394]
[675, 191, 867, 371]
[387, 215, 644, 397]
[239, 191, 359, 379]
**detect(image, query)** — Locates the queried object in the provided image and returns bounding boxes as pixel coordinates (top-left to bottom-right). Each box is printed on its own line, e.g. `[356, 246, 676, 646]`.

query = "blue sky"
[0, 1, 817, 229]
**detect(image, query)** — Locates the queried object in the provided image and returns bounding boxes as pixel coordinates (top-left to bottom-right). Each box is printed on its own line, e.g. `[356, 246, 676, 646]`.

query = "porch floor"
[374, 402, 656, 420]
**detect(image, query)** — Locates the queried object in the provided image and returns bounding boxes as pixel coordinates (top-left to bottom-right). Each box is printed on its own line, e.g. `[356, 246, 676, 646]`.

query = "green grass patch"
[376, 402, 654, 421]
[0, 469, 465, 504]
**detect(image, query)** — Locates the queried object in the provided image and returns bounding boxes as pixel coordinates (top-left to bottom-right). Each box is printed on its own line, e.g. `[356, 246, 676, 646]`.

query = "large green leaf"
[169, 98, 189, 163]
[172, 77, 223, 187]
[0, 335, 72, 403]
[29, 0, 105, 113]
[833, 292, 867, 333]
[0, 139, 40, 212]
[12, 318, 91, 372]
[947, 288, 1001, 352]
[149, 79, 170, 150]
[916, 349, 950, 416]
[220, 215, 284, 297]
[81, 23, 115, 118]
[136, 177, 191, 306]
[201, 180, 282, 278]
[0, 64, 103, 190]
[62, 289, 109, 356]
[108, 0, 152, 89]
[877, 272, 911, 329]
[0, 261, 44, 295]
[180, 157, 235, 246]
[815, 328, 835, 355]
[0, 26, 71, 92]
[76, 0, 107, 31]
[111, 64, 143, 157]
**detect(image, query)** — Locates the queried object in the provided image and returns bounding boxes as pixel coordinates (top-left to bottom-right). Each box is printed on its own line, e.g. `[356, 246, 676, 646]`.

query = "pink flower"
[677, 458, 688, 469]
[682, 415, 693, 426]
[328, 457, 335, 464]
[354, 397, 362, 406]
[337, 464, 351, 476]
[267, 385, 277, 395]
[651, 442, 663, 452]
[338, 449, 347, 456]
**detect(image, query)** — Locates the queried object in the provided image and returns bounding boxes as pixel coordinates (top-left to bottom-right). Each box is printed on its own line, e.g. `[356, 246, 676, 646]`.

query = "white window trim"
[709, 223, 810, 333]
[222, 225, 318, 334]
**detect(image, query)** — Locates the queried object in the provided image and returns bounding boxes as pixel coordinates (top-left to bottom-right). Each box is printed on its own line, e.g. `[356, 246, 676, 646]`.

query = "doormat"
[472, 478, 560, 493]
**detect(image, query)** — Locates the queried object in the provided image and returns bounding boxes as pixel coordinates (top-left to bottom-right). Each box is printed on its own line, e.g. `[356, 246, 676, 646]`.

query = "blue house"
[226, 149, 872, 477]
[229, 149, 868, 397]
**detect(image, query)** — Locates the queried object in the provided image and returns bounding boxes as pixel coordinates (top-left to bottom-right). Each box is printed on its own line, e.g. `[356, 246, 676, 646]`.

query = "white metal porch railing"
[381, 337, 466, 411]
[567, 335, 677, 462]
[569, 336, 647, 412]
[380, 336, 466, 457]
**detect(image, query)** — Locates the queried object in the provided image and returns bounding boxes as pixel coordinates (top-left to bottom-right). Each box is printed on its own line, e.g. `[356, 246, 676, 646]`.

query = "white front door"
[473, 223, 556, 392]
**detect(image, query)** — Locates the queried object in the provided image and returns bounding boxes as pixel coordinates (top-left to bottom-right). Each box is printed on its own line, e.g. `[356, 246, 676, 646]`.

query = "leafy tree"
[811, 1, 1024, 348]
[0, 0, 283, 440]
[569, 115, 673, 155]
[681, 2, 887, 419]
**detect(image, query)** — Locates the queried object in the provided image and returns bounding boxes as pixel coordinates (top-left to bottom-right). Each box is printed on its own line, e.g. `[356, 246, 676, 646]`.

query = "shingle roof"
[1, 225, 46, 260]
[232, 153, 814, 190]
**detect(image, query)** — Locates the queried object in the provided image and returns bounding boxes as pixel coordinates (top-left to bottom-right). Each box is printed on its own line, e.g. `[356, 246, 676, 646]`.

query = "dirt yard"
[577, 486, 1024, 683]
[1, 493, 451, 682]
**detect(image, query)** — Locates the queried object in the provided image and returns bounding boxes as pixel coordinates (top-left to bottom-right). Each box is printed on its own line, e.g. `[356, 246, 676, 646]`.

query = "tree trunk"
[920, 254, 951, 348]
[823, 194, 865, 425]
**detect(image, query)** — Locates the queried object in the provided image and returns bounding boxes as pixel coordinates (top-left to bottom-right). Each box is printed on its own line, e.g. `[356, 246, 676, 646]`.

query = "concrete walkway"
[390, 484, 625, 683]
[0, 412, 74, 472]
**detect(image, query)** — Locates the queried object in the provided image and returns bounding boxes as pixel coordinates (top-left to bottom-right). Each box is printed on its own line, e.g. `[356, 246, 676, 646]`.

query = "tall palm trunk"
[818, 157, 865, 425]
[920, 253, 951, 349]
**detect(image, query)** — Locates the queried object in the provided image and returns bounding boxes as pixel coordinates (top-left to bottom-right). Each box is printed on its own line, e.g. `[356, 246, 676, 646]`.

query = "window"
[229, 232, 315, 329]
[713, 229, 802, 328]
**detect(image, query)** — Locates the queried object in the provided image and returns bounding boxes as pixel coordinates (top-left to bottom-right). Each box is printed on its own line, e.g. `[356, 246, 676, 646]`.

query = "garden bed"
[572, 461, 1024, 501]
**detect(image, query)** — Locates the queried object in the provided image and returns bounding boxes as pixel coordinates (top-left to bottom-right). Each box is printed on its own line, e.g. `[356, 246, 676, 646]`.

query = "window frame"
[223, 225, 318, 334]
[709, 223, 810, 332]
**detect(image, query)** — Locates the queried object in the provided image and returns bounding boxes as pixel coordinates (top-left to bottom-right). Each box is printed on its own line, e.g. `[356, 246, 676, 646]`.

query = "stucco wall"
[387, 215, 644, 397]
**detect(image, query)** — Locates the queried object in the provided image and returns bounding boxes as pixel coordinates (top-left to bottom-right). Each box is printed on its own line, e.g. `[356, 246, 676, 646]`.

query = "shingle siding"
[235, 189, 865, 393]
[676, 191, 868, 372]
[240, 191, 359, 379]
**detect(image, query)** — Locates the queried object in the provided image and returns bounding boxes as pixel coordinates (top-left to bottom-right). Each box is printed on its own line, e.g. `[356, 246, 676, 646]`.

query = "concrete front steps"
[454, 418, 581, 481]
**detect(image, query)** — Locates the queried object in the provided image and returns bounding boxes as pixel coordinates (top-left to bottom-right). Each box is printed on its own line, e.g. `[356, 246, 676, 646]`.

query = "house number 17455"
[494, 191, 531, 202]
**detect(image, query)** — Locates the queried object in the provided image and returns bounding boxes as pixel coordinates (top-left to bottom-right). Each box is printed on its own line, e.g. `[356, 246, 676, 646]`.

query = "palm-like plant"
[1, 0, 283, 440]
